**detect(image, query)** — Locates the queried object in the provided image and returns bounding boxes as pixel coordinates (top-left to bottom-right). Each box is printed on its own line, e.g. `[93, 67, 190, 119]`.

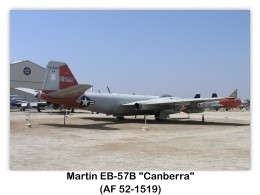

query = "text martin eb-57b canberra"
[16, 61, 242, 120]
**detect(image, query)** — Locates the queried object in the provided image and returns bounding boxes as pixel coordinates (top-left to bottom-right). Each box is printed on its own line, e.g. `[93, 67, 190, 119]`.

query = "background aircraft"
[10, 95, 23, 107]
[240, 99, 250, 110]
[10, 95, 47, 111]
[16, 61, 242, 120]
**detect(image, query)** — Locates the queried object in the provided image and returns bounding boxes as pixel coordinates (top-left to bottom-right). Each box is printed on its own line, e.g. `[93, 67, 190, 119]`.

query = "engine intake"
[134, 103, 142, 110]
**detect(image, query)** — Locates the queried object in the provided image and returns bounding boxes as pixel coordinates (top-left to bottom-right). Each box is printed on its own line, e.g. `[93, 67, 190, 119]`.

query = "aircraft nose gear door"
[80, 96, 95, 107]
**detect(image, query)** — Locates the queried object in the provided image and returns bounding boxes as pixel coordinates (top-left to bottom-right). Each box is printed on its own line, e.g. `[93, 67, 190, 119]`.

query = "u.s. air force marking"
[80, 96, 95, 107]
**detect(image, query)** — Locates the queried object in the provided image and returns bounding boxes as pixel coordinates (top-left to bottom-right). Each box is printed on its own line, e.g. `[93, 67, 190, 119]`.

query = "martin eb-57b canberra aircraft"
[16, 61, 242, 120]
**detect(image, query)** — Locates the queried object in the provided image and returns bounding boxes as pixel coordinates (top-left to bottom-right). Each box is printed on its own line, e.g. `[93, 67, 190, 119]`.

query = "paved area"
[10, 109, 250, 170]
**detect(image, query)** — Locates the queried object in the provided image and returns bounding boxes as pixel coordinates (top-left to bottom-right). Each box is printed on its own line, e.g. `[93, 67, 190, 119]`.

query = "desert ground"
[10, 109, 250, 170]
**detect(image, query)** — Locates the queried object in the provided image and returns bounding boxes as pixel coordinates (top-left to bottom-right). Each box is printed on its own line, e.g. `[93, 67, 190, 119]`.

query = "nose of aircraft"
[220, 98, 242, 108]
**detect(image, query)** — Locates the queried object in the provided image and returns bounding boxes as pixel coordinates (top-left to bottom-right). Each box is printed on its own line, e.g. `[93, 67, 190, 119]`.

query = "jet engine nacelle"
[134, 103, 159, 111]
[134, 103, 184, 112]
[134, 103, 142, 110]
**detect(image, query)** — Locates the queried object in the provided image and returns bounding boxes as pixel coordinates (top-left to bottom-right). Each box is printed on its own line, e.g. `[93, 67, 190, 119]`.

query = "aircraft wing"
[122, 96, 225, 111]
[47, 84, 92, 98]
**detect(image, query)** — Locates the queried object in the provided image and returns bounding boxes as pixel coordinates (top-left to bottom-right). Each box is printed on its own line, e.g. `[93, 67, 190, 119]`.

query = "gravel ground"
[10, 109, 250, 170]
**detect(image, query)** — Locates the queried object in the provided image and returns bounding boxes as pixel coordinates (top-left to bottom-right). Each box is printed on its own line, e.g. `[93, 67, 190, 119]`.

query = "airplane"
[10, 95, 28, 111]
[16, 61, 242, 120]
[10, 95, 23, 107]
[240, 99, 250, 110]
[10, 95, 47, 111]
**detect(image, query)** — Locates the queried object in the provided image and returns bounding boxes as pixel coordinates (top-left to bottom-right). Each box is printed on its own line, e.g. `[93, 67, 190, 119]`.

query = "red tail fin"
[42, 61, 78, 93]
[59, 64, 78, 89]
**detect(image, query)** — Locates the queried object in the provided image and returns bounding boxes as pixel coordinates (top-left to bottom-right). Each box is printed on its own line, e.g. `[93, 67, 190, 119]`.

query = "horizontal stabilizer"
[48, 84, 92, 98]
[15, 88, 39, 96]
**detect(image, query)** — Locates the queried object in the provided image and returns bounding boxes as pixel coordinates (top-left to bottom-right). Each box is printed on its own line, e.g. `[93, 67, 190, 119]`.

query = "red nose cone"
[220, 98, 242, 108]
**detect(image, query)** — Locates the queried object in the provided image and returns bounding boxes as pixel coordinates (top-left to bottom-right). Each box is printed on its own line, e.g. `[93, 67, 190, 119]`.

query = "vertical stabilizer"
[228, 89, 237, 98]
[42, 61, 78, 92]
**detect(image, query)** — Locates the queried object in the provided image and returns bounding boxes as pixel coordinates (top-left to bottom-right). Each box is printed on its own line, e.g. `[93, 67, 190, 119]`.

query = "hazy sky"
[10, 10, 250, 99]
